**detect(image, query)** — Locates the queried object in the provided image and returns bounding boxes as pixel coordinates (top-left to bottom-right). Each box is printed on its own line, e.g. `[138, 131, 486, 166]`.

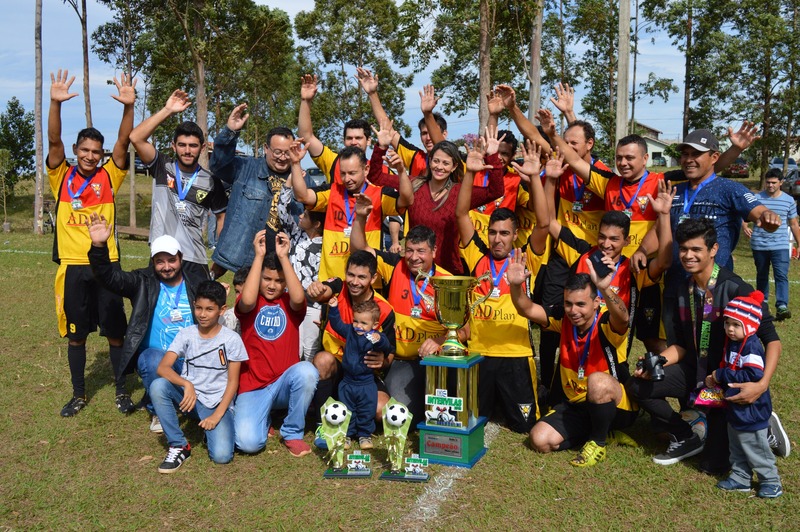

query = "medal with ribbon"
[619, 170, 649, 218]
[343, 182, 368, 237]
[680, 173, 717, 223]
[410, 266, 434, 318]
[489, 251, 512, 299]
[574, 311, 599, 380]
[66, 166, 98, 210]
[173, 161, 200, 214]
[163, 280, 185, 322]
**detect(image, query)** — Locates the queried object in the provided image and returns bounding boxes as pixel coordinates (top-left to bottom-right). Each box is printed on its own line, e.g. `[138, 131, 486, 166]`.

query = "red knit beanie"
[723, 290, 764, 337]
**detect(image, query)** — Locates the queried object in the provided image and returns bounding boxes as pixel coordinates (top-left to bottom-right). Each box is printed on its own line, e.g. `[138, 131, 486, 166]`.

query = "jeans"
[137, 348, 183, 414]
[753, 248, 790, 309]
[149, 377, 235, 464]
[234, 361, 318, 453]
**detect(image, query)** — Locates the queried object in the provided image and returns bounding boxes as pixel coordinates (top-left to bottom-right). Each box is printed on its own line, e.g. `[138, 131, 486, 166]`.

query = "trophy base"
[323, 467, 372, 478]
[418, 416, 487, 468]
[379, 470, 430, 483]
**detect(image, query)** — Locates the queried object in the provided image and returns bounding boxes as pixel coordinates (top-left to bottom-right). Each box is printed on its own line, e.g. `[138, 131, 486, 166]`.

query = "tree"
[35, 0, 45, 234]
[0, 98, 36, 195]
[294, 0, 414, 146]
[62, 0, 93, 127]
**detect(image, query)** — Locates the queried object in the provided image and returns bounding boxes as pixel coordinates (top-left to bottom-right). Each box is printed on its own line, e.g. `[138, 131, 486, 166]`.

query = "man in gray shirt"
[130, 89, 227, 287]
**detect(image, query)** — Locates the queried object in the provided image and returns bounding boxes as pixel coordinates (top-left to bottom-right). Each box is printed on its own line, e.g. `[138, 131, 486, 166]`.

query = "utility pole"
[528, 0, 545, 121]
[615, 0, 631, 145]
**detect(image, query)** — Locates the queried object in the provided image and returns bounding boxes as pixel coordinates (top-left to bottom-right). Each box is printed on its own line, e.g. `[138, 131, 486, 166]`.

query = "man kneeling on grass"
[150, 280, 248, 473]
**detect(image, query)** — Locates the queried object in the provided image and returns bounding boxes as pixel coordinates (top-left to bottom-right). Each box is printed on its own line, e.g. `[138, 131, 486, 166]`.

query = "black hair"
[262, 252, 283, 273]
[76, 127, 104, 146]
[195, 280, 227, 307]
[173, 121, 205, 144]
[676, 217, 717, 249]
[617, 134, 648, 155]
[566, 120, 596, 142]
[406, 225, 437, 250]
[338, 145, 368, 166]
[266, 126, 295, 147]
[352, 299, 381, 322]
[305, 208, 326, 231]
[599, 211, 631, 238]
[233, 266, 250, 287]
[497, 129, 518, 154]
[347, 249, 378, 276]
[488, 207, 519, 231]
[564, 272, 597, 299]
[418, 112, 447, 132]
[764, 168, 783, 180]
[343, 119, 370, 139]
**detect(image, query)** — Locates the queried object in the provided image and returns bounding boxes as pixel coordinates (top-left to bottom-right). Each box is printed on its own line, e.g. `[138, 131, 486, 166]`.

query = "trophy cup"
[414, 272, 492, 356]
[412, 273, 491, 468]
[320, 398, 371, 478]
[379, 399, 427, 482]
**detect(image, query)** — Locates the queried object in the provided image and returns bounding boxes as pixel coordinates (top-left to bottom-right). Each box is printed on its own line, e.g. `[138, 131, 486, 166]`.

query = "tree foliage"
[294, 0, 414, 147]
[0, 98, 36, 195]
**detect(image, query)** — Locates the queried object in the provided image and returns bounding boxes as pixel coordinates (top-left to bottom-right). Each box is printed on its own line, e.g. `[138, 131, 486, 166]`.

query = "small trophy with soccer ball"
[380, 398, 428, 482]
[320, 398, 371, 478]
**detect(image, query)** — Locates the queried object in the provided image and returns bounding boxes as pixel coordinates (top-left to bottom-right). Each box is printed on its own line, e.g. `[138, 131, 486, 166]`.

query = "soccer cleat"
[60, 396, 87, 417]
[767, 411, 790, 458]
[283, 438, 312, 457]
[358, 436, 374, 450]
[149, 415, 163, 434]
[716, 477, 751, 492]
[607, 430, 638, 447]
[570, 440, 607, 467]
[313, 424, 328, 450]
[775, 307, 791, 322]
[157, 445, 191, 474]
[652, 433, 704, 465]
[115, 393, 136, 414]
[757, 484, 784, 499]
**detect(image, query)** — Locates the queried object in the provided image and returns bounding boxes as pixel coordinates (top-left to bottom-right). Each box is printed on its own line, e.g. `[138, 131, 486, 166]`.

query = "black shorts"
[540, 252, 571, 307]
[479, 356, 539, 433]
[634, 283, 664, 341]
[62, 264, 127, 340]
[181, 260, 210, 288]
[539, 401, 638, 448]
[332, 358, 389, 395]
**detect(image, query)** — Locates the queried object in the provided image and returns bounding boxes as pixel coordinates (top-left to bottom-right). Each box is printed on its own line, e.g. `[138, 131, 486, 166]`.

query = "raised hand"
[227, 103, 249, 132]
[356, 67, 378, 95]
[727, 120, 761, 150]
[328, 296, 339, 308]
[371, 119, 395, 149]
[511, 138, 543, 181]
[419, 84, 439, 114]
[288, 138, 307, 164]
[646, 179, 677, 215]
[300, 74, 318, 101]
[87, 212, 112, 246]
[483, 124, 505, 156]
[354, 193, 373, 217]
[486, 90, 504, 116]
[385, 149, 406, 176]
[493, 84, 517, 110]
[252, 229, 267, 257]
[506, 249, 530, 286]
[542, 149, 567, 181]
[111, 72, 137, 106]
[536, 108, 556, 138]
[275, 231, 291, 259]
[549, 82, 575, 115]
[50, 69, 78, 103]
[162, 89, 191, 114]
[466, 144, 492, 173]
[586, 254, 616, 291]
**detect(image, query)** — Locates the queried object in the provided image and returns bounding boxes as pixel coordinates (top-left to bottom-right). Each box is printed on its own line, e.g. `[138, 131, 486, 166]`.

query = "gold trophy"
[414, 272, 492, 356]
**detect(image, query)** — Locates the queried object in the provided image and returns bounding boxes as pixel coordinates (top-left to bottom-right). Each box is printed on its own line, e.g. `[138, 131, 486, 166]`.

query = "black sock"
[588, 400, 617, 446]
[67, 343, 87, 398]
[313, 378, 335, 422]
[109, 345, 127, 395]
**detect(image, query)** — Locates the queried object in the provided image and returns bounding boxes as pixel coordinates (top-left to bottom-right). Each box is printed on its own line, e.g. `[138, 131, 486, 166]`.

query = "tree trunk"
[34, 0, 44, 234]
[478, 0, 491, 133]
[80, 0, 92, 127]
[616, 0, 630, 146]
[196, 57, 208, 168]
[629, 0, 639, 130]
[761, 64, 772, 188]
[682, 0, 692, 139]
[528, 0, 545, 122]
[784, 5, 797, 171]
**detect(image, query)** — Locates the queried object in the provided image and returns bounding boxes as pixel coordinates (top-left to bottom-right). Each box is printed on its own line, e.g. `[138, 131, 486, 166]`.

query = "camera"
[637, 351, 667, 381]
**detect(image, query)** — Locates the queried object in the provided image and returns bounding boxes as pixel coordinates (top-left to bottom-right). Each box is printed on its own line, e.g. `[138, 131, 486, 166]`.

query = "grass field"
[1, 176, 797, 529]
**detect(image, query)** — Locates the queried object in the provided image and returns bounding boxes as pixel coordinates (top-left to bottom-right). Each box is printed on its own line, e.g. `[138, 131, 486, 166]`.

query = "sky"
[0, 0, 689, 156]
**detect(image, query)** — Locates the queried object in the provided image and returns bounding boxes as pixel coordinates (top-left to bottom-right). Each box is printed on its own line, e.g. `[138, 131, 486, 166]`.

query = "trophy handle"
[415, 270, 435, 309]
[469, 271, 493, 313]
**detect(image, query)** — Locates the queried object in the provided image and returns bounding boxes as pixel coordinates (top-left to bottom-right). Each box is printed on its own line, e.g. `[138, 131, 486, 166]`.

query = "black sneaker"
[115, 393, 136, 414]
[652, 433, 704, 465]
[157, 444, 191, 474]
[60, 396, 87, 417]
[776, 307, 792, 322]
[767, 411, 791, 458]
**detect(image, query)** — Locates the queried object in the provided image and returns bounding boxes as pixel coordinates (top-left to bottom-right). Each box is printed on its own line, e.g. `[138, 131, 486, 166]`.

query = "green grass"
[1, 176, 798, 529]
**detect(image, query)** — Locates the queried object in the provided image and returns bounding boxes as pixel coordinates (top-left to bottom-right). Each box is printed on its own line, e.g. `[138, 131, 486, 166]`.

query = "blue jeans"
[137, 348, 183, 414]
[234, 361, 318, 453]
[149, 377, 235, 464]
[753, 248, 790, 309]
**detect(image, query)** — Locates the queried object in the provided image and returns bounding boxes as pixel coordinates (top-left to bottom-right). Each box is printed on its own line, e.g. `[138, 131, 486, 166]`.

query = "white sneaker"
[150, 415, 163, 434]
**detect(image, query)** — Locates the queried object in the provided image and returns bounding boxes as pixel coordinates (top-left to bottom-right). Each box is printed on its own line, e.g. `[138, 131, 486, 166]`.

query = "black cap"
[676, 129, 719, 152]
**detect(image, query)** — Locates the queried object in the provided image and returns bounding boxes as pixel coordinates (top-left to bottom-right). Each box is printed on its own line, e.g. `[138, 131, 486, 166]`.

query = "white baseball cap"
[150, 235, 181, 257]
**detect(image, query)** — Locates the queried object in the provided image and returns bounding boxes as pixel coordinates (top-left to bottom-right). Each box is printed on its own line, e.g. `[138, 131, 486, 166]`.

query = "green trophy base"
[379, 470, 430, 482]
[417, 416, 487, 468]
[323, 467, 372, 478]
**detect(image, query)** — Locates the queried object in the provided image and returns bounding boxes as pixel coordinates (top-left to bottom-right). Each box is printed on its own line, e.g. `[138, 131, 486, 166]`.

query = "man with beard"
[129, 89, 228, 287]
[87, 213, 198, 434]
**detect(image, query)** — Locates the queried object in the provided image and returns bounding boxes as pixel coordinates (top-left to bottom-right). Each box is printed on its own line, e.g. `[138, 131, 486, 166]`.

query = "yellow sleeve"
[544, 316, 563, 334]
[459, 236, 485, 273]
[313, 189, 330, 212]
[586, 167, 611, 198]
[103, 158, 128, 192]
[311, 145, 338, 183]
[376, 253, 396, 283]
[396, 139, 417, 171]
[47, 159, 68, 198]
[381, 192, 401, 217]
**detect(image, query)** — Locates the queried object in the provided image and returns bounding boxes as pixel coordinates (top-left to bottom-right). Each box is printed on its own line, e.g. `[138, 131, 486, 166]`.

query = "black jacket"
[88, 244, 197, 377]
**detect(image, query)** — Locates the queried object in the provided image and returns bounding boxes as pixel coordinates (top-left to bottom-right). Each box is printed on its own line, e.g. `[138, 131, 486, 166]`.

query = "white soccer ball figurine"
[386, 404, 409, 427]
[324, 402, 348, 425]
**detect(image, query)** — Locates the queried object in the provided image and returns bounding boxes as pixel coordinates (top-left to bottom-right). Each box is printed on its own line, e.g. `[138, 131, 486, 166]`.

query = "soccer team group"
[47, 66, 790, 496]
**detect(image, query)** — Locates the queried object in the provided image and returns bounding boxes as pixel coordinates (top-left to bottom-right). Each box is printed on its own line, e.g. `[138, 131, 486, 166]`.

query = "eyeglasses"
[268, 148, 290, 159]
